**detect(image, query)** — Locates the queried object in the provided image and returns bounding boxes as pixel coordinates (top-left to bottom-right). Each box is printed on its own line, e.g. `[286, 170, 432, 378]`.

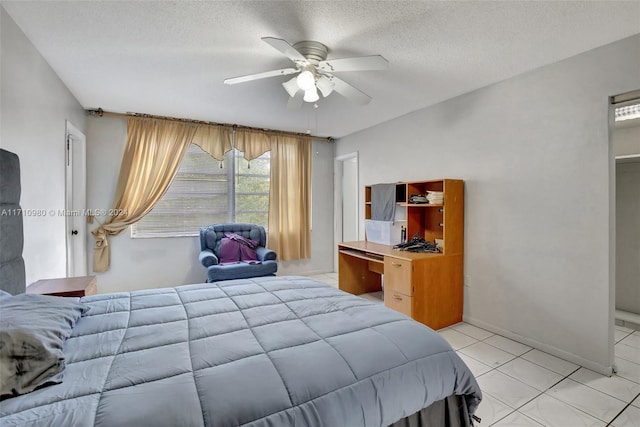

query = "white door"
[65, 121, 87, 277]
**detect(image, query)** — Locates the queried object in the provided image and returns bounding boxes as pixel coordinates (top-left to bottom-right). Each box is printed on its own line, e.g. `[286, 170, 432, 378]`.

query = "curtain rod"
[86, 108, 334, 142]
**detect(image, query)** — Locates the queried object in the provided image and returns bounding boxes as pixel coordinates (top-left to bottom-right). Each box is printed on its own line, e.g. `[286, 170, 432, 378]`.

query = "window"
[131, 144, 270, 238]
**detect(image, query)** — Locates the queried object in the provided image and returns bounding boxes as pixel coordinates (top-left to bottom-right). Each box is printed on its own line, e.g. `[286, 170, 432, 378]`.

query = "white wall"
[336, 34, 640, 374]
[276, 137, 336, 276]
[86, 116, 335, 294]
[0, 7, 86, 285]
[614, 121, 640, 156]
[343, 158, 359, 241]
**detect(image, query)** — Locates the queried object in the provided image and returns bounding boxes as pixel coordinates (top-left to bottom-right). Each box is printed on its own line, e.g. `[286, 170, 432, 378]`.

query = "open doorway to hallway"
[610, 91, 640, 381]
[611, 92, 640, 330]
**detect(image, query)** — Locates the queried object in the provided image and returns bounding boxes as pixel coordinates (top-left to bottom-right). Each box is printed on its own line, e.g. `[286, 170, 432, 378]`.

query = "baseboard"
[615, 310, 640, 331]
[463, 315, 613, 377]
[276, 269, 335, 277]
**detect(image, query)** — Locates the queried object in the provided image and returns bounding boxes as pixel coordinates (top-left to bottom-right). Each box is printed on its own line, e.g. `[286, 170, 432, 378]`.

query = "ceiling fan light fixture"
[316, 76, 335, 98]
[296, 70, 316, 91]
[303, 87, 320, 103]
[282, 77, 300, 98]
[225, 37, 386, 108]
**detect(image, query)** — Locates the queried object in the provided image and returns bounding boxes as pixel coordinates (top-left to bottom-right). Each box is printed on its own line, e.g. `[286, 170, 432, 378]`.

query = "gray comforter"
[0, 276, 481, 426]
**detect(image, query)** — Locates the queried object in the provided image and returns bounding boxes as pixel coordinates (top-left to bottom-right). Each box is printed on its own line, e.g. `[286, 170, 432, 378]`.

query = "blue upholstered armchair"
[199, 224, 277, 283]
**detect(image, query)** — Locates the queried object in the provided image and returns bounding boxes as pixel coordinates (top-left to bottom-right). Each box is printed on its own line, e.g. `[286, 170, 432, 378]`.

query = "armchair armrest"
[199, 249, 219, 267]
[256, 247, 277, 262]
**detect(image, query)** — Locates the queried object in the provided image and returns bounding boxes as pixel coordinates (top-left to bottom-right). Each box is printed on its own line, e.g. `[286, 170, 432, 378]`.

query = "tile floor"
[304, 272, 640, 426]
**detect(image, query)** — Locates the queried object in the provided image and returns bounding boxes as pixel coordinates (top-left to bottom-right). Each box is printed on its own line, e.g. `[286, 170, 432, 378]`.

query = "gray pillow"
[0, 293, 86, 398]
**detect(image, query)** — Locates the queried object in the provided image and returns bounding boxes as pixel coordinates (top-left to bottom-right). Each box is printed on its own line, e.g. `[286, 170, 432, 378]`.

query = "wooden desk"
[27, 276, 97, 298]
[338, 241, 462, 330]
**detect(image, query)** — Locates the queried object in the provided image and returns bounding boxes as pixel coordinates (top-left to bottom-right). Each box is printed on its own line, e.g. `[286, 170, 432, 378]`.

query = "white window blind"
[131, 144, 270, 238]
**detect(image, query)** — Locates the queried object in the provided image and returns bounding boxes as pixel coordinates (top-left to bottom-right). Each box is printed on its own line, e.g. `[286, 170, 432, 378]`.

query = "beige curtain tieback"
[92, 226, 110, 272]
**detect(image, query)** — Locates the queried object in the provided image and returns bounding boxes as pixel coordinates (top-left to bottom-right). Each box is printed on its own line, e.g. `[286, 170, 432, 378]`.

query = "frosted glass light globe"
[303, 87, 320, 103]
[296, 70, 316, 91]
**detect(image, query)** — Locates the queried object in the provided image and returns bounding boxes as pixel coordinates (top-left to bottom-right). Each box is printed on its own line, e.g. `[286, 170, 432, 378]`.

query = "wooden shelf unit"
[341, 178, 464, 330]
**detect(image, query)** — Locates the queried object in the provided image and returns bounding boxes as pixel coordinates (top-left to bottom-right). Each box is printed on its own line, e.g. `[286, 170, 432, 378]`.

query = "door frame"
[65, 120, 87, 277]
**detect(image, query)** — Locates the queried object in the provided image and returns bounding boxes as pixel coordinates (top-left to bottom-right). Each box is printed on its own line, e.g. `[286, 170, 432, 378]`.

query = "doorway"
[615, 155, 640, 330]
[65, 121, 88, 277]
[611, 93, 640, 331]
[334, 152, 359, 271]
[609, 92, 640, 376]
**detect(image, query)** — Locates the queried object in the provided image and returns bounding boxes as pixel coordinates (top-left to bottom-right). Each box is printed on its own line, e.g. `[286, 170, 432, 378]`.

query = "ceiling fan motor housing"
[293, 41, 329, 65]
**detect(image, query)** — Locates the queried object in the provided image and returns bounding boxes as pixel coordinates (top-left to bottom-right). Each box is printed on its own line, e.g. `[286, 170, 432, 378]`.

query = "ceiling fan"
[224, 37, 389, 109]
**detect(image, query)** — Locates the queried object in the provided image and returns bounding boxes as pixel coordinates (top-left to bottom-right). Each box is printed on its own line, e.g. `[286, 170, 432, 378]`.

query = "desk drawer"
[384, 257, 412, 295]
[384, 289, 412, 317]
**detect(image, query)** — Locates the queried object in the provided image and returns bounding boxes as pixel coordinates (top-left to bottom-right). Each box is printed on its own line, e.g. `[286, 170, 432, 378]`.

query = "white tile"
[484, 335, 532, 356]
[616, 325, 635, 334]
[438, 328, 479, 350]
[459, 341, 516, 368]
[620, 332, 640, 349]
[476, 370, 541, 409]
[456, 353, 493, 377]
[473, 393, 513, 426]
[520, 394, 606, 427]
[358, 291, 383, 303]
[548, 378, 627, 422]
[452, 323, 495, 340]
[611, 404, 640, 427]
[521, 349, 580, 376]
[633, 395, 640, 408]
[617, 342, 640, 364]
[616, 329, 633, 343]
[492, 411, 543, 426]
[615, 357, 640, 384]
[498, 357, 564, 391]
[569, 368, 640, 402]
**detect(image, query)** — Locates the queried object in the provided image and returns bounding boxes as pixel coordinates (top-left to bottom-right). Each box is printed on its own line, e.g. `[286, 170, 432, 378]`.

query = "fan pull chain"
[219, 160, 223, 169]
[247, 161, 251, 169]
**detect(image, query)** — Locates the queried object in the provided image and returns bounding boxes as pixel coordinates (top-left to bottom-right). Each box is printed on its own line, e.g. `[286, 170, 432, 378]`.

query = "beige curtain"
[93, 116, 312, 271]
[92, 118, 230, 272]
[267, 134, 312, 260]
[234, 128, 270, 161]
[192, 125, 233, 160]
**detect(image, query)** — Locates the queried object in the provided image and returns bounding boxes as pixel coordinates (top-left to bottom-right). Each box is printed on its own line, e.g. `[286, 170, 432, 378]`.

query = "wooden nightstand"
[27, 275, 97, 297]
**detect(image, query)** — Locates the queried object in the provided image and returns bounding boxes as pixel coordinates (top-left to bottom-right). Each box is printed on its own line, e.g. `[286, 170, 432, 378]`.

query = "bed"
[0, 149, 481, 427]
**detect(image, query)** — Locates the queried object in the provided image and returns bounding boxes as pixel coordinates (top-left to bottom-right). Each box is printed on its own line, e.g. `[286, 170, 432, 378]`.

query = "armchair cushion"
[219, 233, 258, 264]
[199, 224, 277, 283]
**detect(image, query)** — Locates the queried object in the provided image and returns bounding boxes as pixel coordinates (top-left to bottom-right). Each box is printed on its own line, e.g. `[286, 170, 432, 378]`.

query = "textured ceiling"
[3, 1, 640, 138]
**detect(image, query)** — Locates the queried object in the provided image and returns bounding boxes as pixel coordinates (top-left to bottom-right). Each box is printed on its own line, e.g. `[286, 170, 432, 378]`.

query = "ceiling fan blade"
[317, 55, 389, 73]
[224, 68, 298, 85]
[329, 75, 371, 105]
[261, 37, 308, 64]
[316, 75, 335, 97]
[287, 91, 304, 110]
